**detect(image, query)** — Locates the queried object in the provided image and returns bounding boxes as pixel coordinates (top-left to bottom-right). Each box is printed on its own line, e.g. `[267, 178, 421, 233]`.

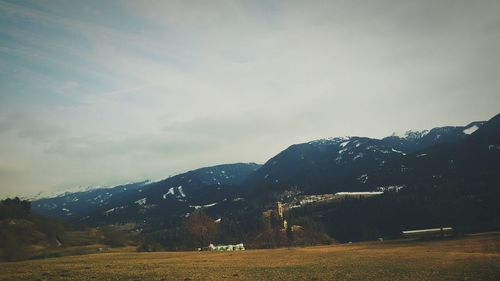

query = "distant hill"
[33, 163, 261, 226]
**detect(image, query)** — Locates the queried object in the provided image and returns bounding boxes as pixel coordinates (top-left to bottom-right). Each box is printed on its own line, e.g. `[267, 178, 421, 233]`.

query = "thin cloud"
[1, 0, 499, 197]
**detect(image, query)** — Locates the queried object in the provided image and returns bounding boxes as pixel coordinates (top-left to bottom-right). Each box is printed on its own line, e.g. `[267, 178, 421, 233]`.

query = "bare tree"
[184, 211, 217, 249]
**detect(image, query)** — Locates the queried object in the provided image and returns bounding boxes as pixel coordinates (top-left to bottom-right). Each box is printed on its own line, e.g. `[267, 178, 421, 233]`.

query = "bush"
[101, 226, 128, 247]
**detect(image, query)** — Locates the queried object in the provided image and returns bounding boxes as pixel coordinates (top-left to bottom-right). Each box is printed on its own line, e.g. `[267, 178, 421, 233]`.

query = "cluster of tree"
[0, 198, 137, 261]
[0, 197, 66, 261]
[101, 225, 129, 247]
[0, 197, 32, 218]
[288, 179, 500, 242]
[137, 206, 334, 252]
[137, 211, 217, 251]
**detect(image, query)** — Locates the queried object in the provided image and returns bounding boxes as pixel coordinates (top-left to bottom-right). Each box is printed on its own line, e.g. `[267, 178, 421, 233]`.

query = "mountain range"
[32, 113, 500, 237]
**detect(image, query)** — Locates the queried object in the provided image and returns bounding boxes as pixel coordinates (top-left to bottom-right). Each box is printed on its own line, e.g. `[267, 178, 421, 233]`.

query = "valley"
[1, 233, 499, 281]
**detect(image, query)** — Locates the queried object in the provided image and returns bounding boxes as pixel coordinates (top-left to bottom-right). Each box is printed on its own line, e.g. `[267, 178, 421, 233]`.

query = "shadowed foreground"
[1, 234, 499, 281]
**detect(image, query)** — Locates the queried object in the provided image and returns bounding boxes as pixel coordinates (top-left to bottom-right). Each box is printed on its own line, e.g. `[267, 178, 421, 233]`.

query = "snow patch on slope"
[340, 141, 350, 148]
[190, 202, 218, 209]
[391, 148, 406, 155]
[178, 186, 186, 197]
[377, 185, 405, 192]
[163, 187, 175, 199]
[463, 125, 479, 135]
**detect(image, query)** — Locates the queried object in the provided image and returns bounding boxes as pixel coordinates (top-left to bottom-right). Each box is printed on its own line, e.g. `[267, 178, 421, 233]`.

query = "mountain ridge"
[31, 114, 500, 237]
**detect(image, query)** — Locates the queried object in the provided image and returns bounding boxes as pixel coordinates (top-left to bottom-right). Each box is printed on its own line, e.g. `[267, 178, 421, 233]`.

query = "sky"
[1, 0, 500, 198]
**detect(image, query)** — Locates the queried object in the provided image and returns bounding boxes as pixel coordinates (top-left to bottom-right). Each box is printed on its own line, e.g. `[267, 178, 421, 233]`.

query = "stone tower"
[275, 201, 284, 220]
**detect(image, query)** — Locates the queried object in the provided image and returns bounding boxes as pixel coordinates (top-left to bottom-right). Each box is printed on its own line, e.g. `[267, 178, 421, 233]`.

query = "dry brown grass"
[1, 234, 499, 281]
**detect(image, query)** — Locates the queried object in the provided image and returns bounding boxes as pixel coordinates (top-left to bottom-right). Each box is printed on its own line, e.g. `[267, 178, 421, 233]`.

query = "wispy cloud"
[1, 0, 500, 197]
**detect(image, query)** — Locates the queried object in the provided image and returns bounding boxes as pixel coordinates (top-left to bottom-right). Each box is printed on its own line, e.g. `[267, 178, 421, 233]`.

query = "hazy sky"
[1, 0, 499, 198]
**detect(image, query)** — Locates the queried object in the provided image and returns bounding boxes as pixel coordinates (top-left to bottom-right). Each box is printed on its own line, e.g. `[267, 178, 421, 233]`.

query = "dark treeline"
[0, 198, 134, 261]
[137, 207, 333, 251]
[0, 197, 66, 261]
[289, 180, 500, 242]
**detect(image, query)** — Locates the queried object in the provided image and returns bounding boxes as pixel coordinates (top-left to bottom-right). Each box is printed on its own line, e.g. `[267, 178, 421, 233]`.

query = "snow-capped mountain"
[369, 115, 500, 190]
[32, 114, 500, 233]
[33, 163, 261, 224]
[243, 121, 486, 197]
[382, 122, 485, 153]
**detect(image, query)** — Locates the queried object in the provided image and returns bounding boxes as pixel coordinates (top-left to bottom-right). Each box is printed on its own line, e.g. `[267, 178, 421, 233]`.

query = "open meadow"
[1, 233, 500, 281]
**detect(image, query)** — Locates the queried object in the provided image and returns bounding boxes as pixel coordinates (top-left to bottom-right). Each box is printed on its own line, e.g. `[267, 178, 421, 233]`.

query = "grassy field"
[1, 234, 499, 281]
